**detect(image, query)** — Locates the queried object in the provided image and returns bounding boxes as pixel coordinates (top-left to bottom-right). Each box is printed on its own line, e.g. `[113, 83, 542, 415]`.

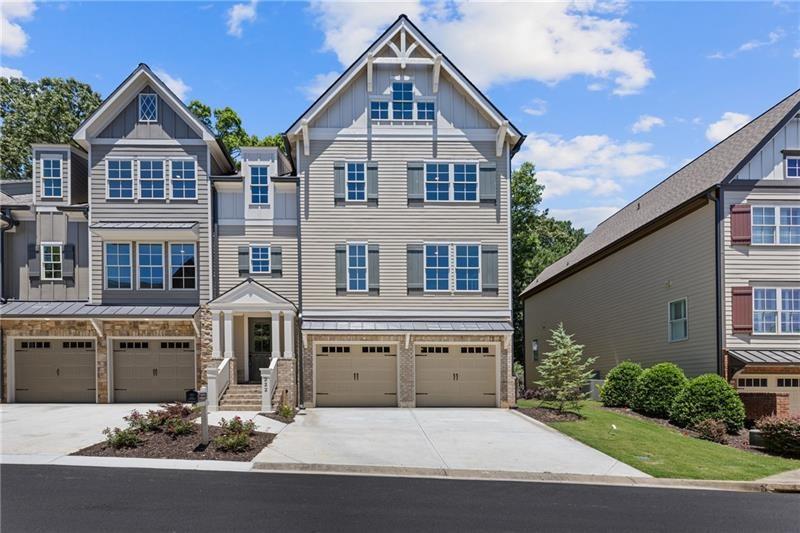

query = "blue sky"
[2, 1, 798, 230]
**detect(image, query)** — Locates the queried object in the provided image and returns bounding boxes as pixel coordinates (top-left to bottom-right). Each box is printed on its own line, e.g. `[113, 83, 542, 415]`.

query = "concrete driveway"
[255, 408, 647, 477]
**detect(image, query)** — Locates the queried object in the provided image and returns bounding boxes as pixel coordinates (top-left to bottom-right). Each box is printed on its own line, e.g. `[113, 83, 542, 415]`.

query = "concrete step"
[219, 404, 262, 411]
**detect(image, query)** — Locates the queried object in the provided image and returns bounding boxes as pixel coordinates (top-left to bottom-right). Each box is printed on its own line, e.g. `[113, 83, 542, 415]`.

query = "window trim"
[667, 297, 689, 342]
[750, 205, 800, 246]
[248, 164, 270, 207]
[40, 157, 63, 199]
[168, 241, 198, 291]
[40, 242, 63, 281]
[169, 158, 198, 201]
[138, 93, 158, 123]
[104, 241, 133, 290]
[423, 161, 480, 203]
[105, 158, 135, 200]
[345, 161, 367, 203]
[785, 156, 800, 179]
[137, 159, 166, 200]
[346, 241, 369, 293]
[752, 286, 800, 336]
[423, 242, 452, 293]
[453, 242, 482, 293]
[135, 242, 165, 291]
[249, 243, 272, 274]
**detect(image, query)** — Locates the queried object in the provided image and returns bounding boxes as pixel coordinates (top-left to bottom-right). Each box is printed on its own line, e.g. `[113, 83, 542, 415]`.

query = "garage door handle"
[153, 368, 158, 377]
[56, 368, 60, 376]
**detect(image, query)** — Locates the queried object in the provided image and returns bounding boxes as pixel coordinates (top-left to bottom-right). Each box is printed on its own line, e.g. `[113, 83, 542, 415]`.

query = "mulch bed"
[260, 412, 296, 424]
[72, 427, 275, 462]
[517, 406, 583, 423]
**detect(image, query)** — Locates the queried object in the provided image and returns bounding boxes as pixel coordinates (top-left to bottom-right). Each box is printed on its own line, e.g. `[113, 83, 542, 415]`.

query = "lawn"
[517, 400, 800, 480]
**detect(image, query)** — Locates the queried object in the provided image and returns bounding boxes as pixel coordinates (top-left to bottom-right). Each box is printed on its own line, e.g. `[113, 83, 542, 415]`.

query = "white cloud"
[1, 0, 36, 56]
[522, 98, 548, 116]
[301, 70, 340, 101]
[631, 114, 664, 133]
[705, 112, 751, 143]
[709, 28, 785, 59]
[153, 68, 191, 101]
[309, 0, 654, 96]
[0, 65, 24, 79]
[549, 206, 621, 232]
[226, 0, 257, 38]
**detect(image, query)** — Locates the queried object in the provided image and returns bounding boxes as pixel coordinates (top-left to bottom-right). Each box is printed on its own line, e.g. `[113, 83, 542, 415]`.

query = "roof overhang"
[208, 278, 297, 312]
[0, 301, 199, 319]
[729, 349, 800, 365]
[90, 221, 199, 241]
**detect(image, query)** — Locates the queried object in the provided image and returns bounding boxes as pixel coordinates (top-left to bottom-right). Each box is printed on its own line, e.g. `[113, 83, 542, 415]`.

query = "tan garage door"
[113, 339, 195, 403]
[316, 344, 397, 407]
[736, 374, 800, 415]
[14, 339, 95, 403]
[415, 345, 496, 407]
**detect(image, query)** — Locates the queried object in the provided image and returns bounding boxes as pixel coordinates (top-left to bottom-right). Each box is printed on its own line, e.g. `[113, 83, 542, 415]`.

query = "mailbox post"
[186, 388, 210, 446]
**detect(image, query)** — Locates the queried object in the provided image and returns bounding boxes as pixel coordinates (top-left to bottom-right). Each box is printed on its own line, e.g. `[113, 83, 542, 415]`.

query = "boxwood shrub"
[670, 374, 745, 433]
[756, 415, 800, 457]
[631, 362, 687, 418]
[600, 361, 643, 408]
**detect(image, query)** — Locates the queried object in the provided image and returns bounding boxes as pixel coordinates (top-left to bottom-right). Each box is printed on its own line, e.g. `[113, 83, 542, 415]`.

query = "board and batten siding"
[97, 86, 201, 140]
[33, 148, 70, 204]
[524, 202, 718, 388]
[299, 137, 509, 313]
[89, 143, 211, 303]
[733, 117, 799, 181]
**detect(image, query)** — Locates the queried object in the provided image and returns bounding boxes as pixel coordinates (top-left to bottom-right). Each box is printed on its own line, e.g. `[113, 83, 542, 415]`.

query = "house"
[1, 15, 524, 410]
[521, 90, 800, 416]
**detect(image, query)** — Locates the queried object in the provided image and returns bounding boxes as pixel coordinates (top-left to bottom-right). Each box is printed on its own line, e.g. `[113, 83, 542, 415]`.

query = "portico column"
[283, 311, 295, 358]
[271, 313, 281, 360]
[223, 311, 234, 359]
[211, 309, 222, 359]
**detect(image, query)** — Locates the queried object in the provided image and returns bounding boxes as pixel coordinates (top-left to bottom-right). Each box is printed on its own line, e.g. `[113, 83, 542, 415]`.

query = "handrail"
[207, 357, 233, 411]
[260, 358, 279, 412]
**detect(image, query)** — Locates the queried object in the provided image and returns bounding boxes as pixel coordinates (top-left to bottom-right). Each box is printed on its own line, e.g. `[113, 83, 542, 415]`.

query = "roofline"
[207, 277, 298, 311]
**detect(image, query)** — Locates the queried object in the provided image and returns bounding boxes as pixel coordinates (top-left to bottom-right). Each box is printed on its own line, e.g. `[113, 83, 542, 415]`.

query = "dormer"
[31, 144, 88, 206]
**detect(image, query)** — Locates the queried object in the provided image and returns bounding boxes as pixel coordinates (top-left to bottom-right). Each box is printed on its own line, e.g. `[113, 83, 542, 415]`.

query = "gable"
[734, 114, 800, 181]
[208, 279, 296, 310]
[97, 85, 201, 140]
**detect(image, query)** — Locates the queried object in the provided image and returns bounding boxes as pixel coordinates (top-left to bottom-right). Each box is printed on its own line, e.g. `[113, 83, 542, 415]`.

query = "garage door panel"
[113, 340, 195, 403]
[415, 346, 496, 407]
[316, 346, 397, 407]
[14, 339, 95, 403]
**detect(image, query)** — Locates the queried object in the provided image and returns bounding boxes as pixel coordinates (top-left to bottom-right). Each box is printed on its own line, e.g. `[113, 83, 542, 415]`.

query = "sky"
[2, 0, 799, 231]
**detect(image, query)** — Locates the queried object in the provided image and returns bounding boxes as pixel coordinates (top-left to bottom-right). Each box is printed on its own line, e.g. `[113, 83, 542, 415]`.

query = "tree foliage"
[535, 324, 597, 412]
[0, 77, 101, 180]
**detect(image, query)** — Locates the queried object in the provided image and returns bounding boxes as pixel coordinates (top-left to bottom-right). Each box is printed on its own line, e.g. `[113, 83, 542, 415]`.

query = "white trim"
[167, 241, 198, 291]
[303, 309, 511, 319]
[104, 241, 134, 290]
[137, 159, 167, 200]
[249, 243, 272, 274]
[345, 162, 368, 203]
[308, 127, 499, 141]
[91, 138, 208, 146]
[750, 204, 800, 246]
[667, 297, 689, 343]
[138, 93, 158, 123]
[506, 146, 512, 314]
[88, 144, 93, 303]
[104, 157, 135, 200]
[247, 163, 271, 207]
[135, 242, 165, 290]
[207, 149, 213, 301]
[346, 242, 369, 293]
[40, 156, 64, 199]
[40, 241, 64, 281]
[453, 242, 482, 293]
[752, 286, 800, 336]
[169, 157, 198, 201]
[423, 161, 480, 203]
[423, 242, 451, 293]
[784, 156, 800, 179]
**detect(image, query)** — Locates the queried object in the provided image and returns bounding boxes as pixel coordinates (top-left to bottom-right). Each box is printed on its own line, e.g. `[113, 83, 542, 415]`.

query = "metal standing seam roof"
[301, 320, 513, 332]
[521, 90, 800, 298]
[728, 350, 800, 365]
[0, 301, 198, 318]
[89, 221, 198, 230]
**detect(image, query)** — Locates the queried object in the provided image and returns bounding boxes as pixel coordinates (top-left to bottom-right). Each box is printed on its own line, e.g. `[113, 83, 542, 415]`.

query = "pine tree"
[535, 324, 597, 412]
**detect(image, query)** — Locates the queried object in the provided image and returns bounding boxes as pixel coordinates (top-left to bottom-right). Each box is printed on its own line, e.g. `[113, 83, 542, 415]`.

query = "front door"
[248, 318, 271, 382]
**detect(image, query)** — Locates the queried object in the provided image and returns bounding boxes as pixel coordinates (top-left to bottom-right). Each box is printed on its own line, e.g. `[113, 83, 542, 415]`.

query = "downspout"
[0, 208, 18, 403]
[289, 136, 305, 410]
[711, 186, 724, 376]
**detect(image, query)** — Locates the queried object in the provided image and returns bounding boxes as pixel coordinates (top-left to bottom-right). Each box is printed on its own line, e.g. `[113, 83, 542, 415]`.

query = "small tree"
[535, 324, 596, 412]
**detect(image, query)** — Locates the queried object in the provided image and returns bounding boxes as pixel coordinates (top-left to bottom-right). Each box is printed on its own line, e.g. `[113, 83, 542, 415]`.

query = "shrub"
[277, 404, 295, 419]
[534, 324, 597, 412]
[756, 415, 800, 457]
[692, 419, 728, 444]
[164, 417, 195, 437]
[103, 427, 140, 449]
[159, 402, 194, 419]
[124, 410, 164, 432]
[600, 361, 643, 408]
[219, 416, 256, 436]
[631, 363, 687, 418]
[670, 374, 745, 432]
[213, 432, 251, 452]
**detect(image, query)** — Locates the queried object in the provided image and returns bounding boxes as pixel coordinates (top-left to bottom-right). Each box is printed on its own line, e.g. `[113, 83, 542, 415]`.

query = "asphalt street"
[1, 465, 798, 532]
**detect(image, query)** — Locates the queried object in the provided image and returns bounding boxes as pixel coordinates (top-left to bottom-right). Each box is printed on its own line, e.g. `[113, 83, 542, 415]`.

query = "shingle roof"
[522, 89, 800, 298]
[302, 320, 512, 332]
[0, 301, 198, 318]
[0, 180, 32, 206]
[729, 350, 800, 365]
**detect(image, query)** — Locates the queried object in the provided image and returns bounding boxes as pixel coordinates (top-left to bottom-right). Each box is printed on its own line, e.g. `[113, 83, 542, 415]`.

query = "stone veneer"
[272, 358, 296, 407]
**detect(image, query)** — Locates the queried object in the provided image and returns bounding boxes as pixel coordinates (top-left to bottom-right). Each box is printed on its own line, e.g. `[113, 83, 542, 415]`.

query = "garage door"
[14, 339, 95, 403]
[316, 344, 397, 407]
[736, 374, 800, 414]
[415, 344, 496, 407]
[113, 340, 195, 403]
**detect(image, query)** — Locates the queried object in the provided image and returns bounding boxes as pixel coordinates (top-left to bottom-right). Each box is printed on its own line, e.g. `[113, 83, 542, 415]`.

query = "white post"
[283, 311, 295, 358]
[211, 309, 222, 359]
[271, 313, 281, 360]
[260, 367, 272, 412]
[223, 311, 234, 359]
[207, 364, 219, 411]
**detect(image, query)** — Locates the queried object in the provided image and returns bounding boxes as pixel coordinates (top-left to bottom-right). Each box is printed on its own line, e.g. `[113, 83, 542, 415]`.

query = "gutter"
[294, 137, 305, 410]
[712, 185, 724, 376]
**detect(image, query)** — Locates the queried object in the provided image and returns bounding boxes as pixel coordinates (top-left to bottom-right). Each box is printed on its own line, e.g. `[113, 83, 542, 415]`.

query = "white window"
[250, 245, 271, 273]
[454, 244, 480, 292]
[668, 298, 688, 342]
[779, 207, 800, 244]
[370, 101, 388, 120]
[424, 162, 478, 202]
[138, 93, 157, 122]
[171, 160, 196, 199]
[41, 158, 62, 198]
[424, 243, 482, 293]
[392, 82, 413, 120]
[753, 288, 800, 334]
[347, 243, 367, 292]
[139, 160, 165, 199]
[137, 243, 164, 290]
[424, 244, 450, 292]
[41, 243, 63, 281]
[786, 157, 800, 179]
[346, 162, 366, 202]
[169, 243, 196, 290]
[250, 166, 269, 205]
[780, 288, 800, 334]
[105, 243, 132, 289]
[752, 206, 800, 245]
[416, 101, 435, 120]
[107, 160, 134, 199]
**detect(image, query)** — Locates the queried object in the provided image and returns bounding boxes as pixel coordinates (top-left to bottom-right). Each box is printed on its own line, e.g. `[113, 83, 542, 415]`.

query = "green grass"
[517, 400, 800, 480]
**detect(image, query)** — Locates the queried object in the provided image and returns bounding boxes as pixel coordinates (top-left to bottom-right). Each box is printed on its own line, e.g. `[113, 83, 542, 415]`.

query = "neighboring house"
[1, 15, 524, 409]
[522, 90, 800, 415]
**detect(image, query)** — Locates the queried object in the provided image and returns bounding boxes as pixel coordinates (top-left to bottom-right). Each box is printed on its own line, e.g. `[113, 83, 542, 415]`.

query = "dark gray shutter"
[407, 161, 424, 205]
[479, 162, 497, 203]
[367, 161, 379, 205]
[28, 243, 40, 279]
[62, 244, 75, 279]
[271, 246, 282, 278]
[334, 161, 345, 205]
[407, 244, 423, 294]
[238, 246, 249, 275]
[481, 244, 499, 294]
[335, 244, 346, 295]
[368, 244, 380, 295]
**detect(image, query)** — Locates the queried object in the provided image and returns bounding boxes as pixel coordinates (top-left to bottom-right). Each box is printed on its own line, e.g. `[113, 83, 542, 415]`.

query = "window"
[752, 206, 775, 244]
[668, 298, 688, 342]
[346, 162, 366, 202]
[41, 243, 62, 281]
[392, 82, 413, 120]
[347, 243, 367, 292]
[105, 243, 132, 289]
[425, 163, 450, 201]
[453, 164, 478, 201]
[777, 378, 800, 387]
[424, 244, 450, 291]
[779, 207, 800, 244]
[321, 346, 350, 353]
[169, 243, 196, 289]
[419, 346, 449, 354]
[753, 288, 778, 334]
[417, 101, 435, 120]
[161, 341, 191, 350]
[250, 245, 271, 273]
[786, 157, 800, 178]
[21, 341, 50, 349]
[171, 160, 196, 199]
[138, 93, 157, 122]
[250, 166, 269, 205]
[139, 160, 165, 199]
[532, 340, 540, 362]
[370, 101, 388, 120]
[362, 346, 391, 353]
[107, 160, 133, 199]
[425, 162, 478, 202]
[781, 288, 800, 334]
[41, 158, 62, 198]
[738, 378, 768, 387]
[455, 244, 480, 291]
[137, 243, 164, 290]
[63, 341, 93, 349]
[752, 206, 800, 245]
[461, 346, 490, 354]
[120, 341, 149, 349]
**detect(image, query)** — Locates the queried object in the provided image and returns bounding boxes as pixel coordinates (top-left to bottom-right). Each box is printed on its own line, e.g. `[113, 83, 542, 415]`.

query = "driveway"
[255, 408, 647, 477]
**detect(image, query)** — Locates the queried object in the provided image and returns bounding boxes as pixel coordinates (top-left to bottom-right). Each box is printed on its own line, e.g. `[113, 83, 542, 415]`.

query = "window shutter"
[335, 244, 346, 294]
[479, 162, 497, 203]
[481, 244, 499, 294]
[407, 244, 423, 294]
[238, 246, 249, 275]
[334, 161, 345, 205]
[271, 246, 282, 278]
[28, 244, 41, 279]
[368, 244, 380, 295]
[367, 161, 379, 204]
[62, 244, 75, 279]
[732, 286, 753, 334]
[730, 204, 751, 245]
[407, 162, 424, 204]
